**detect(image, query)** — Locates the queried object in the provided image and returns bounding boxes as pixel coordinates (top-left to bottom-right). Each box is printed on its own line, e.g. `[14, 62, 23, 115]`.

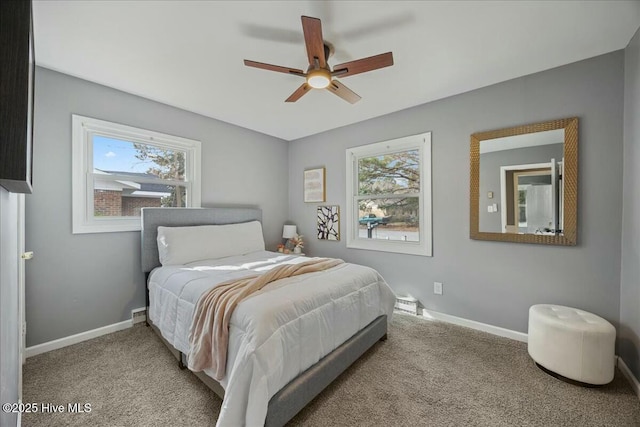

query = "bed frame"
[141, 207, 388, 427]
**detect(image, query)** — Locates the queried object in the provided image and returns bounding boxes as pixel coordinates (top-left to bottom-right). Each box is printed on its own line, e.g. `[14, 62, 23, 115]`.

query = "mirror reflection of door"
[514, 169, 551, 233]
[471, 117, 577, 245]
[501, 160, 562, 235]
[477, 128, 565, 235]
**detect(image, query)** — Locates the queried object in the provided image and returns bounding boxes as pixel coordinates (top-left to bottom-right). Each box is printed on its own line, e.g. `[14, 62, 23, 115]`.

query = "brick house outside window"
[93, 169, 172, 217]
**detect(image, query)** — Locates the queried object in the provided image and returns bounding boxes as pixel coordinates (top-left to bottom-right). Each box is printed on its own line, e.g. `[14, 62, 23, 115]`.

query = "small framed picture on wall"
[317, 205, 340, 241]
[304, 167, 326, 203]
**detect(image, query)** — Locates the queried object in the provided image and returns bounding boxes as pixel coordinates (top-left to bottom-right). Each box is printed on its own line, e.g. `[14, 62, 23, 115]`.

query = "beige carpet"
[23, 313, 640, 426]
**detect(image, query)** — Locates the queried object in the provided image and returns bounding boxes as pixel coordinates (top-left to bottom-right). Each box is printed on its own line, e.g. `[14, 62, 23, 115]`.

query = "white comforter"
[148, 251, 395, 427]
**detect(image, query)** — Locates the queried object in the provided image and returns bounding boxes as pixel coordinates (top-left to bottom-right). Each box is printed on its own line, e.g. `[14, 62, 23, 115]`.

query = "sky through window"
[93, 135, 150, 173]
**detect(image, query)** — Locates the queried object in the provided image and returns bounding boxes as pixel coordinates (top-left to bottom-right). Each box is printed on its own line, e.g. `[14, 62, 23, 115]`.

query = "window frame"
[72, 115, 201, 234]
[345, 132, 432, 256]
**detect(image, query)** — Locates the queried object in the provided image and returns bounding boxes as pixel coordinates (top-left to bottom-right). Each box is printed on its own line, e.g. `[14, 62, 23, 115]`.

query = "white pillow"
[157, 221, 265, 265]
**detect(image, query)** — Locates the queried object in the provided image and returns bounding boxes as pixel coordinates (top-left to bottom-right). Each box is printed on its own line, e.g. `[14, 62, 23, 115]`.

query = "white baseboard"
[26, 319, 132, 358]
[25, 307, 149, 358]
[617, 356, 640, 401]
[421, 308, 528, 342]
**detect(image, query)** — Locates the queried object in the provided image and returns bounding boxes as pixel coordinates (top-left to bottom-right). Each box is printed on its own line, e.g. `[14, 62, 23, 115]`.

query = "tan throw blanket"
[187, 257, 344, 379]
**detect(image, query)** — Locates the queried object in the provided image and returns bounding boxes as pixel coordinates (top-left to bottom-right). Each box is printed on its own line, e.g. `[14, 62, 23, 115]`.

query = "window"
[345, 132, 432, 256]
[72, 115, 201, 234]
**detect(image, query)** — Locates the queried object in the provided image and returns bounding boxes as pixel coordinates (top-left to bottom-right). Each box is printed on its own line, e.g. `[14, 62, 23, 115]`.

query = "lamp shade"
[282, 225, 297, 239]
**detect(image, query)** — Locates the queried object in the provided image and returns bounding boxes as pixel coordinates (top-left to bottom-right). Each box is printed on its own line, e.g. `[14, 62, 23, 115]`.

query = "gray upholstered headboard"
[140, 207, 263, 273]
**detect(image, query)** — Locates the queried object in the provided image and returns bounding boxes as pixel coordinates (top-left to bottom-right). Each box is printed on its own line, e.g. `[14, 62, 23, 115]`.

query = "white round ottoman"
[528, 304, 616, 385]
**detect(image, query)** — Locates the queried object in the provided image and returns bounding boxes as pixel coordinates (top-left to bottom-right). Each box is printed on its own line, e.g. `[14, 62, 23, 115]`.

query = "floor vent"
[395, 296, 420, 316]
[132, 308, 147, 324]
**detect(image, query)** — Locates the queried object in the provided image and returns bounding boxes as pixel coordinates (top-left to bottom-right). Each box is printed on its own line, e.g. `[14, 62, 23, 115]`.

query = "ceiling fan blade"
[301, 16, 326, 68]
[285, 83, 312, 102]
[326, 80, 361, 104]
[244, 60, 305, 77]
[332, 52, 393, 78]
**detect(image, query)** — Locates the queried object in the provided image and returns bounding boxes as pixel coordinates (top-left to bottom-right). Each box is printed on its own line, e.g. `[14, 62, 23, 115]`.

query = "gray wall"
[289, 51, 624, 334]
[620, 28, 640, 382]
[26, 67, 289, 346]
[479, 143, 564, 232]
[0, 188, 19, 427]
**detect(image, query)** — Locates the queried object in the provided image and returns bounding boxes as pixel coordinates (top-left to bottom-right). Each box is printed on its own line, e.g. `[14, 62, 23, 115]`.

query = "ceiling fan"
[244, 16, 394, 104]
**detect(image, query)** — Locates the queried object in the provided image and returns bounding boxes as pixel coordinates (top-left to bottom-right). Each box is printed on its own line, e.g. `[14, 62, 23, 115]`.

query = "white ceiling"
[33, 1, 640, 141]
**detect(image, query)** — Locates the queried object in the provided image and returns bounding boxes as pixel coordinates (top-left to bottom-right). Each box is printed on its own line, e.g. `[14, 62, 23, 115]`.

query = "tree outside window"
[357, 149, 420, 242]
[72, 115, 201, 234]
[345, 133, 432, 256]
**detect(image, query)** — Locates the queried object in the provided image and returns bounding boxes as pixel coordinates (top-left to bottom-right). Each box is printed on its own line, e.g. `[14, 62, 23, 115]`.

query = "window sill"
[346, 238, 432, 257]
[72, 218, 142, 234]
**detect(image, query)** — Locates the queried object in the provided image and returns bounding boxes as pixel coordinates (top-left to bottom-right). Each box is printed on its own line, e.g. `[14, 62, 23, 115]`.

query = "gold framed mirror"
[470, 117, 578, 245]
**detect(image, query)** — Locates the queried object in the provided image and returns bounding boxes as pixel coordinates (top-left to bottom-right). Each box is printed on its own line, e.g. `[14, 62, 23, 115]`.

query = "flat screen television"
[0, 0, 34, 194]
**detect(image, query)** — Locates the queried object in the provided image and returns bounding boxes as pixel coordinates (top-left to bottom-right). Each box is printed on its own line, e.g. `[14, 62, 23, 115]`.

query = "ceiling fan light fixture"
[243, 16, 393, 103]
[307, 68, 331, 89]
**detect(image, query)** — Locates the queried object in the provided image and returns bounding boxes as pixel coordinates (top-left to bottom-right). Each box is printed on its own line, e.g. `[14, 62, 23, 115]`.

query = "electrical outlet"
[434, 282, 443, 295]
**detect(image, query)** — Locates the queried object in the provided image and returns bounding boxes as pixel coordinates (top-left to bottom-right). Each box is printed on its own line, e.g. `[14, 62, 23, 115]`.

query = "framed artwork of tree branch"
[317, 205, 340, 241]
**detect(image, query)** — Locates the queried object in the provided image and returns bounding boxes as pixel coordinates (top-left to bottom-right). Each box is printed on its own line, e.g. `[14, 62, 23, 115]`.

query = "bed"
[141, 207, 395, 426]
